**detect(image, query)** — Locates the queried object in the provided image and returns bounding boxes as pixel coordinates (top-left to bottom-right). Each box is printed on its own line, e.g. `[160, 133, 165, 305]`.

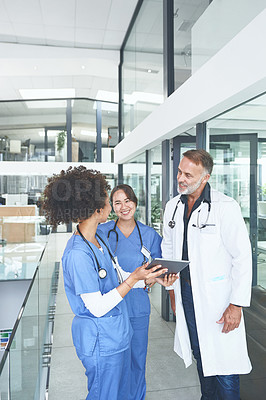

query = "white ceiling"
[0, 0, 139, 101]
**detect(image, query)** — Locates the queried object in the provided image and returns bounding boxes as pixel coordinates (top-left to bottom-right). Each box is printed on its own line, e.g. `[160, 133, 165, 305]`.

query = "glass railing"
[0, 231, 60, 399]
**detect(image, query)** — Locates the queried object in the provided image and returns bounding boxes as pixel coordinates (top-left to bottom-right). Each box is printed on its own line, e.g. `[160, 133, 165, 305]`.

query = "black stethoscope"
[107, 219, 147, 264]
[168, 198, 213, 229]
[77, 224, 122, 282]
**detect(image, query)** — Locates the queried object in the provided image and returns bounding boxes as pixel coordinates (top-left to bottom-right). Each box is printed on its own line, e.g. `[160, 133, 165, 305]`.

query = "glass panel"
[124, 153, 146, 223]
[0, 352, 9, 399]
[0, 100, 67, 162]
[174, 0, 209, 90]
[9, 271, 40, 399]
[258, 141, 266, 288]
[1, 234, 60, 399]
[122, 0, 164, 136]
[101, 102, 119, 163]
[207, 91, 266, 289]
[0, 98, 117, 163]
[191, 0, 266, 73]
[72, 99, 96, 162]
[209, 140, 250, 221]
[150, 145, 162, 233]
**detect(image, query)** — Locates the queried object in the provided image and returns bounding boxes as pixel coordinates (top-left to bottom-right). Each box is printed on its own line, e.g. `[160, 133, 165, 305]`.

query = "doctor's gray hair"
[182, 149, 213, 175]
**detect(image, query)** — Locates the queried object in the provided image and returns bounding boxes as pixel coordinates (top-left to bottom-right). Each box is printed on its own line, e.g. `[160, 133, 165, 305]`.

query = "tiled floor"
[48, 258, 201, 400]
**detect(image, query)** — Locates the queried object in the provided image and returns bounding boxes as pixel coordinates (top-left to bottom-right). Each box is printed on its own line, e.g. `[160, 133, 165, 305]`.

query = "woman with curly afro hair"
[42, 166, 166, 400]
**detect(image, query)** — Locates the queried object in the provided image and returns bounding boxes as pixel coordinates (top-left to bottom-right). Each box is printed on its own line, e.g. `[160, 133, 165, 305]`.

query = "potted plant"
[56, 131, 66, 161]
[57, 131, 66, 152]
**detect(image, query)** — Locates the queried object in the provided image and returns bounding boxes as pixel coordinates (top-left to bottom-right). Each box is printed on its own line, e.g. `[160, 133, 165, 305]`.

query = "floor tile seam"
[146, 383, 201, 393]
[147, 336, 176, 342]
[51, 344, 74, 350]
[53, 310, 74, 315]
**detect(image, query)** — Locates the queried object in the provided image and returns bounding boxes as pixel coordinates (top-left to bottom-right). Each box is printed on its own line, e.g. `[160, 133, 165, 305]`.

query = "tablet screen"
[146, 258, 189, 275]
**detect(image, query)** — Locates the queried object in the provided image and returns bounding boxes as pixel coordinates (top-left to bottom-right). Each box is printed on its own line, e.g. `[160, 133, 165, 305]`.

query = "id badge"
[141, 245, 151, 260]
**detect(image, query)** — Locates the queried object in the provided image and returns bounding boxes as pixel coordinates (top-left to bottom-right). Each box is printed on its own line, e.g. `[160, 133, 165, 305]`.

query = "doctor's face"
[177, 157, 209, 196]
[112, 190, 136, 221]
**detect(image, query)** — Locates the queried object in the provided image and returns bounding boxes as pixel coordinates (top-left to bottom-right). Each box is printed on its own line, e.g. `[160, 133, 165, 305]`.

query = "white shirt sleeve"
[113, 261, 145, 289]
[81, 289, 123, 317]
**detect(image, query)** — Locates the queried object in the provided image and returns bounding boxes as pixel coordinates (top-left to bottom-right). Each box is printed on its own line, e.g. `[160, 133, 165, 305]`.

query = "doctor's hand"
[130, 263, 168, 284]
[216, 304, 242, 333]
[155, 273, 178, 287]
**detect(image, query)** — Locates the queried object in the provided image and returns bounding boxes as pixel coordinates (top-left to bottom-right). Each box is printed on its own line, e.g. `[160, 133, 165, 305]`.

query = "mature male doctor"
[162, 149, 252, 400]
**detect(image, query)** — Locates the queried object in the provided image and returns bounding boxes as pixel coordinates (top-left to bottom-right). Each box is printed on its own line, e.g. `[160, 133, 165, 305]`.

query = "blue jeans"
[181, 279, 240, 400]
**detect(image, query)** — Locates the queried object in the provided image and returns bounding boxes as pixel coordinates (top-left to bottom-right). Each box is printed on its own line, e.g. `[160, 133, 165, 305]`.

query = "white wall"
[115, 9, 266, 164]
[192, 0, 266, 72]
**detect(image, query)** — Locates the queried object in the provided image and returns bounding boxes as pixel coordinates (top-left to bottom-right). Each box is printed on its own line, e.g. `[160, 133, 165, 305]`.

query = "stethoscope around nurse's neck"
[107, 219, 147, 264]
[76, 224, 121, 280]
[168, 198, 213, 230]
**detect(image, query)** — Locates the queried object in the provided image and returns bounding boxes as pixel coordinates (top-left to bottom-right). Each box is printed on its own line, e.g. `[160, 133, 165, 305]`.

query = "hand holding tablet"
[145, 258, 189, 277]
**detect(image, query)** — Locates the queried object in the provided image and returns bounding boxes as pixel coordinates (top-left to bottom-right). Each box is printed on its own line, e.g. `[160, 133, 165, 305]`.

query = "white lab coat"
[162, 188, 252, 376]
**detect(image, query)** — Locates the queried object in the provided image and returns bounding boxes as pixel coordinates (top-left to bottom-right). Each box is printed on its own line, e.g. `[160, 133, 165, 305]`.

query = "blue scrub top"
[97, 221, 162, 317]
[62, 232, 132, 356]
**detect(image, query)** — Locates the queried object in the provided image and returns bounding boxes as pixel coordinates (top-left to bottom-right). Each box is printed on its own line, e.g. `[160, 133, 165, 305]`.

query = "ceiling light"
[93, 101, 118, 112]
[80, 130, 96, 137]
[26, 100, 67, 109]
[38, 131, 59, 137]
[81, 65, 85, 70]
[124, 66, 159, 74]
[80, 130, 108, 139]
[96, 90, 118, 103]
[19, 88, 75, 100]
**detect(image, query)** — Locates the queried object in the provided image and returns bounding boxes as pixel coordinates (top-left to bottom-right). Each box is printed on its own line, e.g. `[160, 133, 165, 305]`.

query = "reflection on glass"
[122, 0, 164, 136]
[9, 273, 39, 400]
[151, 145, 162, 234]
[1, 236, 60, 399]
[209, 142, 250, 218]
[258, 141, 266, 289]
[0, 350, 9, 395]
[0, 99, 67, 162]
[207, 91, 266, 289]
[174, 0, 209, 90]
[124, 153, 146, 223]
[0, 98, 118, 163]
[191, 1, 266, 73]
[72, 99, 97, 162]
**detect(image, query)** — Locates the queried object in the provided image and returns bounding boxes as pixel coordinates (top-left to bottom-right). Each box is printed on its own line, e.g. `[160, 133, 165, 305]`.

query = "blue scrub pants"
[129, 315, 149, 400]
[181, 279, 240, 400]
[77, 344, 131, 400]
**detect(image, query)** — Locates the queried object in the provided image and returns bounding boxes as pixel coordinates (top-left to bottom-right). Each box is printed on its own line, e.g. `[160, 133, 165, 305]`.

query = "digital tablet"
[146, 258, 189, 276]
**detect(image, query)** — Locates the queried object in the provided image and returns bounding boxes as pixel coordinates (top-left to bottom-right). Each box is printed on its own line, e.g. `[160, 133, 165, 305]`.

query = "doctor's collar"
[180, 182, 211, 205]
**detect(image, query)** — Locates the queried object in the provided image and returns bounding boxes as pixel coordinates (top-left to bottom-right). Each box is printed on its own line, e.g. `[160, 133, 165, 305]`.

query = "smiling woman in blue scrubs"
[97, 184, 163, 400]
[42, 167, 166, 400]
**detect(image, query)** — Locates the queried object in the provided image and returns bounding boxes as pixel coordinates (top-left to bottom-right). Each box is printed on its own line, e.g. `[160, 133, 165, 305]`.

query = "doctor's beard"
[177, 176, 203, 195]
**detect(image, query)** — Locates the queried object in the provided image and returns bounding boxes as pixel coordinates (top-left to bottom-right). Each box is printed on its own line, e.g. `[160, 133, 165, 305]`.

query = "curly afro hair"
[42, 165, 110, 227]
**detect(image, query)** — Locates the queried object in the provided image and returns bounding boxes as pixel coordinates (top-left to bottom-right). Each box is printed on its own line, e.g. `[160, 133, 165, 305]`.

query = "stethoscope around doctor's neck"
[168, 199, 213, 229]
[107, 219, 147, 264]
[76, 224, 122, 281]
